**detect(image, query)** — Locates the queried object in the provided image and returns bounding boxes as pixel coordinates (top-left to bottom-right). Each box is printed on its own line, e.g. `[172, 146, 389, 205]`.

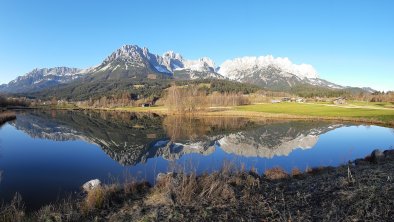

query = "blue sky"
[0, 0, 393, 90]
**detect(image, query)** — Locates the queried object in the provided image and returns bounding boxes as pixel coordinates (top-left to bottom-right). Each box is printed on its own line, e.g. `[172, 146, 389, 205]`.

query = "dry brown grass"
[306, 166, 330, 175]
[82, 186, 108, 211]
[124, 181, 146, 195]
[198, 173, 236, 203]
[36, 205, 62, 222]
[35, 196, 80, 222]
[146, 168, 238, 207]
[264, 167, 289, 180]
[0, 193, 24, 222]
[2, 152, 394, 221]
[291, 167, 302, 177]
[3, 149, 394, 221]
[0, 111, 16, 125]
[81, 184, 119, 212]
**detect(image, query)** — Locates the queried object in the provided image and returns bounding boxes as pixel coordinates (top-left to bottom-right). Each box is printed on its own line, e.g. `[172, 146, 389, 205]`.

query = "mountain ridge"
[0, 67, 82, 93]
[0, 44, 376, 95]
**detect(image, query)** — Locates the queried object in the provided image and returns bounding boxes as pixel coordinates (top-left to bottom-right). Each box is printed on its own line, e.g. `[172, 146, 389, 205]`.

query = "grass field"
[347, 101, 394, 109]
[113, 106, 167, 113]
[235, 103, 394, 123]
[36, 101, 394, 126]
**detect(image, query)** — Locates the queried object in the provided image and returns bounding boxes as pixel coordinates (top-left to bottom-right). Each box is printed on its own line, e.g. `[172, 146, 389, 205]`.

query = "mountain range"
[0, 44, 375, 95]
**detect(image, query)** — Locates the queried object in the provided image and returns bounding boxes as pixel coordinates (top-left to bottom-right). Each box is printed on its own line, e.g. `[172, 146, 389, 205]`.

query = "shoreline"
[1, 149, 393, 221]
[22, 105, 394, 127]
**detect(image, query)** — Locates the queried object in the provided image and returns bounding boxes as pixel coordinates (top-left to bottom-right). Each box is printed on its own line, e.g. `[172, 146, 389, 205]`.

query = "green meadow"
[235, 103, 394, 123]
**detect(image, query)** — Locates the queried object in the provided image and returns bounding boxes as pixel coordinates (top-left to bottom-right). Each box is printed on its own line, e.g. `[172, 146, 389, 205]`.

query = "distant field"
[235, 103, 394, 123]
[113, 106, 167, 113]
[347, 101, 394, 109]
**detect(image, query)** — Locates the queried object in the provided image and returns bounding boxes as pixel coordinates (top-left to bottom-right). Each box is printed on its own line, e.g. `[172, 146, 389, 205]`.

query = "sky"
[0, 0, 393, 91]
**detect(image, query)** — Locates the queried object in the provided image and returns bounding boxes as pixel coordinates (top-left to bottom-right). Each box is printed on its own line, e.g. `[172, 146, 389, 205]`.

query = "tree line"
[0, 95, 30, 107]
[164, 84, 251, 113]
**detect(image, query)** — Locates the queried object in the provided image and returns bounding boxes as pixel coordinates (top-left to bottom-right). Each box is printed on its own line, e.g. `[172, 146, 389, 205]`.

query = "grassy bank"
[29, 101, 394, 126]
[0, 111, 16, 126]
[104, 102, 394, 126]
[1, 149, 394, 221]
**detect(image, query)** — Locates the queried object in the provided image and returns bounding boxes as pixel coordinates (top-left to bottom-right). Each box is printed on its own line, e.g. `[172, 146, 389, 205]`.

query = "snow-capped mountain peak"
[163, 51, 183, 61]
[103, 45, 146, 65]
[1, 44, 375, 94]
[81, 45, 221, 80]
[182, 57, 216, 72]
[218, 55, 319, 80]
[0, 67, 83, 93]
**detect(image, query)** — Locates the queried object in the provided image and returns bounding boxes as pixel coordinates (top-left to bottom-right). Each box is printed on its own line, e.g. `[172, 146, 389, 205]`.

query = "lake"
[0, 110, 393, 210]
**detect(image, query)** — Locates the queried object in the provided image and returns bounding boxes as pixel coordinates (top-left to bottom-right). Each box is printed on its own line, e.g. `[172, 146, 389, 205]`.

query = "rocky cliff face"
[80, 45, 222, 82]
[0, 67, 82, 93]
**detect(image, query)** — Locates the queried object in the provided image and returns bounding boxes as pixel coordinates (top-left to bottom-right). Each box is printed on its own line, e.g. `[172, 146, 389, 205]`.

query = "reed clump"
[0, 111, 16, 125]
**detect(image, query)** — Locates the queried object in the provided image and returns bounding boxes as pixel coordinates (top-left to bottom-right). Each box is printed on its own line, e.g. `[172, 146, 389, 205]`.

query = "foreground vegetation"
[0, 111, 16, 126]
[1, 149, 393, 221]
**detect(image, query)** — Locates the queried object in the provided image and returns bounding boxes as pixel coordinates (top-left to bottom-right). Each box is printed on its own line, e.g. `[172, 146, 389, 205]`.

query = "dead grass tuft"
[36, 205, 62, 222]
[291, 167, 302, 177]
[0, 193, 25, 222]
[80, 184, 118, 212]
[124, 181, 150, 195]
[306, 166, 329, 175]
[264, 167, 289, 180]
[199, 173, 236, 203]
[0, 112, 16, 126]
[146, 168, 239, 207]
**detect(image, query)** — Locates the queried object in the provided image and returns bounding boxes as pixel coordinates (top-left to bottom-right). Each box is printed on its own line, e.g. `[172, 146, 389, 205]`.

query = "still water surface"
[0, 110, 393, 209]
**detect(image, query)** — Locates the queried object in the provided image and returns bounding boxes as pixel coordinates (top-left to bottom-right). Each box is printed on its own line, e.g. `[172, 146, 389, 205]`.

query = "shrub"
[82, 186, 108, 212]
[264, 167, 289, 180]
[291, 167, 302, 177]
[0, 193, 25, 222]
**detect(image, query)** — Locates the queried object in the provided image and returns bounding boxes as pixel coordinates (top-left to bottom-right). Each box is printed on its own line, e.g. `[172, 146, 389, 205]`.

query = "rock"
[82, 179, 101, 192]
[156, 173, 167, 182]
[156, 172, 174, 182]
[155, 172, 182, 187]
[370, 149, 384, 163]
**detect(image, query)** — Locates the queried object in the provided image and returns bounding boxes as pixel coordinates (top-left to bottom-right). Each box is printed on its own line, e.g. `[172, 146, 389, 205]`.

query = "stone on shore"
[82, 179, 101, 192]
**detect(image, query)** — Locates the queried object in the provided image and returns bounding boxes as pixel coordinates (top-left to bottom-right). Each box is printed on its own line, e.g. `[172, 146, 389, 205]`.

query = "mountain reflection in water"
[12, 110, 343, 165]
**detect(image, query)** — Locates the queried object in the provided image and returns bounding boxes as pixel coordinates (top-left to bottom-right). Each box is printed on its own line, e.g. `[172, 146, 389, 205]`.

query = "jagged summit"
[103, 45, 148, 64]
[0, 44, 375, 94]
[84, 44, 220, 80]
[218, 55, 319, 80]
[163, 51, 183, 61]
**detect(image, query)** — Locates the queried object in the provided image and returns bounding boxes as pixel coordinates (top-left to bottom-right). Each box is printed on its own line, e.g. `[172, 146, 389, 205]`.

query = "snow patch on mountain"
[160, 51, 216, 73]
[0, 67, 83, 93]
[218, 55, 318, 80]
[93, 45, 217, 75]
[307, 78, 344, 89]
